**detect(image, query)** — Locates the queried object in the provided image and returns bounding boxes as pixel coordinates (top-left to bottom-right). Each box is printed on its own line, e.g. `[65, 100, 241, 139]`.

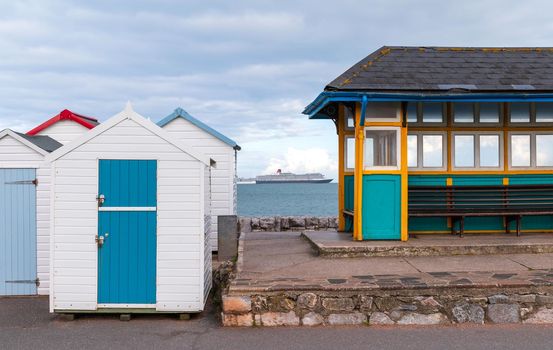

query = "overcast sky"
[0, 0, 550, 178]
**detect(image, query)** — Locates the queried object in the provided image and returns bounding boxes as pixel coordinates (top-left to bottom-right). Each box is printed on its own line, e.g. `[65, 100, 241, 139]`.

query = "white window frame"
[451, 131, 503, 170]
[364, 126, 401, 171]
[452, 102, 502, 126]
[344, 135, 355, 171]
[508, 131, 553, 170]
[409, 102, 447, 126]
[344, 105, 355, 131]
[408, 131, 448, 171]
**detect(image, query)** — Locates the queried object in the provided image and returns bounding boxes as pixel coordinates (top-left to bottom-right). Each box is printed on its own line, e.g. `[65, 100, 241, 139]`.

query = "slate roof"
[157, 108, 241, 150]
[327, 46, 553, 93]
[14, 131, 63, 152]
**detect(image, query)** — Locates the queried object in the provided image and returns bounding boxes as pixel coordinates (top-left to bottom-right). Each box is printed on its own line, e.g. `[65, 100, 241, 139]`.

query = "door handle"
[95, 234, 106, 248]
[97, 194, 105, 207]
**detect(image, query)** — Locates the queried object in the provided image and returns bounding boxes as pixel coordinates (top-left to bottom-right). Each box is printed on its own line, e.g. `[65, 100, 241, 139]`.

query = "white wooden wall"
[50, 118, 207, 312]
[36, 120, 90, 144]
[0, 135, 50, 295]
[203, 165, 212, 304]
[161, 118, 236, 251]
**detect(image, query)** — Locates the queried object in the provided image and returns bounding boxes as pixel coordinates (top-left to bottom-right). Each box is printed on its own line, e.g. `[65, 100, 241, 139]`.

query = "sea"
[237, 183, 338, 217]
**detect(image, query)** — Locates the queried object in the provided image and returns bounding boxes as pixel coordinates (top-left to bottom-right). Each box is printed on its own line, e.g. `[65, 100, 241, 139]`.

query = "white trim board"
[98, 207, 157, 212]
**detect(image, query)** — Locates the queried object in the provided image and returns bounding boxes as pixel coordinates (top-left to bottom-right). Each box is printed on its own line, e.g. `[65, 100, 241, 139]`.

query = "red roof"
[27, 109, 99, 135]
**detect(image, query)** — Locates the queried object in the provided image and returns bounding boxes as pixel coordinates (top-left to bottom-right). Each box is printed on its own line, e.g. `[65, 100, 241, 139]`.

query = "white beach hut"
[158, 108, 240, 251]
[47, 104, 213, 314]
[0, 130, 62, 296]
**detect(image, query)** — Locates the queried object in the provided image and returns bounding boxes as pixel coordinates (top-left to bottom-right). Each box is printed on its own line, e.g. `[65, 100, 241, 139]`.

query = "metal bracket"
[4, 179, 38, 186]
[6, 278, 40, 286]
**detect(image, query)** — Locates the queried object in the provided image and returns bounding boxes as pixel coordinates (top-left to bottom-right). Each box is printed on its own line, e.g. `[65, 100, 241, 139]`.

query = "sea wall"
[238, 216, 338, 233]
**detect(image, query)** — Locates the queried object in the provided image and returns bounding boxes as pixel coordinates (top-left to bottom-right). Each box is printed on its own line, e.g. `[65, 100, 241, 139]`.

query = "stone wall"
[222, 288, 553, 326]
[238, 216, 338, 233]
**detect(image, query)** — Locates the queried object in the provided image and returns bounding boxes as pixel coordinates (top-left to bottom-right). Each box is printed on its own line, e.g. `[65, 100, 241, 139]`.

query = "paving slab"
[405, 255, 529, 273]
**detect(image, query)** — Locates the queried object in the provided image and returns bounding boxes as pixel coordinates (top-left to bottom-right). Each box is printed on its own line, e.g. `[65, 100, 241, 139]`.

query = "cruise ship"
[255, 169, 333, 184]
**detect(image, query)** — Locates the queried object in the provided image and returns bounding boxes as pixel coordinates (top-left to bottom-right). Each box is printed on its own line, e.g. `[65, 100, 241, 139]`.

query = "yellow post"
[337, 106, 345, 231]
[400, 123, 409, 241]
[353, 103, 364, 240]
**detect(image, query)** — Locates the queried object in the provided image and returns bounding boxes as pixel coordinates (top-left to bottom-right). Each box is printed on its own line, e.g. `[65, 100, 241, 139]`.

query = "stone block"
[252, 295, 268, 313]
[238, 217, 252, 233]
[251, 218, 260, 231]
[328, 217, 338, 229]
[260, 311, 300, 326]
[420, 297, 441, 308]
[488, 294, 509, 304]
[274, 217, 282, 231]
[358, 296, 373, 312]
[297, 293, 318, 309]
[259, 217, 276, 231]
[222, 313, 254, 327]
[267, 295, 295, 312]
[397, 313, 448, 325]
[222, 296, 252, 314]
[321, 297, 355, 312]
[327, 312, 367, 326]
[318, 217, 329, 229]
[511, 294, 536, 303]
[280, 217, 290, 230]
[305, 217, 319, 229]
[289, 217, 306, 229]
[487, 304, 520, 324]
[523, 307, 553, 324]
[452, 303, 485, 324]
[302, 312, 324, 326]
[536, 295, 553, 305]
[369, 312, 394, 325]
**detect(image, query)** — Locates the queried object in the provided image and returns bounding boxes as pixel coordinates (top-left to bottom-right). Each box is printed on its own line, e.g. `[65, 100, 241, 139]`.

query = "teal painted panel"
[408, 175, 448, 232]
[508, 175, 553, 185]
[362, 175, 400, 240]
[508, 175, 553, 230]
[0, 169, 37, 295]
[344, 175, 354, 232]
[99, 160, 157, 207]
[98, 160, 157, 304]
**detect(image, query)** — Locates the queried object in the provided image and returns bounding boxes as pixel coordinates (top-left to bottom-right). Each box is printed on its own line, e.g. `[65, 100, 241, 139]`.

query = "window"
[364, 128, 400, 169]
[510, 103, 531, 123]
[536, 103, 553, 123]
[408, 132, 447, 170]
[344, 105, 355, 130]
[345, 137, 355, 169]
[510, 134, 531, 167]
[364, 102, 400, 122]
[452, 133, 502, 169]
[453, 103, 474, 123]
[452, 102, 500, 125]
[407, 102, 418, 123]
[422, 103, 444, 123]
[479, 103, 500, 123]
[536, 135, 553, 166]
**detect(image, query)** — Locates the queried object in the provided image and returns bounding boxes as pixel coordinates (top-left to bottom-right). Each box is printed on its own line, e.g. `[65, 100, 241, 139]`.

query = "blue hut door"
[0, 169, 37, 296]
[97, 160, 157, 305]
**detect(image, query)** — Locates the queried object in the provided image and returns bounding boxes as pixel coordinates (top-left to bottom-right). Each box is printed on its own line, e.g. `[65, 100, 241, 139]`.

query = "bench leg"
[460, 216, 465, 238]
[516, 215, 521, 237]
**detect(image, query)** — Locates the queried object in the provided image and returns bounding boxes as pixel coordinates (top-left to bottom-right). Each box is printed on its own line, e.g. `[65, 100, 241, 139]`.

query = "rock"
[327, 312, 367, 325]
[280, 217, 290, 231]
[420, 297, 441, 308]
[222, 296, 252, 314]
[521, 307, 533, 318]
[318, 217, 329, 229]
[297, 293, 318, 309]
[251, 295, 268, 313]
[358, 296, 373, 312]
[536, 295, 553, 305]
[452, 303, 485, 324]
[260, 311, 300, 326]
[259, 217, 275, 231]
[239, 217, 252, 233]
[289, 217, 306, 229]
[328, 217, 338, 229]
[369, 312, 395, 325]
[274, 216, 282, 231]
[487, 304, 520, 324]
[397, 313, 448, 325]
[523, 307, 553, 324]
[302, 312, 324, 326]
[321, 298, 355, 312]
[305, 217, 319, 229]
[397, 304, 417, 312]
[488, 294, 509, 304]
[268, 295, 295, 312]
[511, 294, 536, 303]
[389, 310, 403, 321]
[222, 313, 254, 327]
[251, 218, 260, 231]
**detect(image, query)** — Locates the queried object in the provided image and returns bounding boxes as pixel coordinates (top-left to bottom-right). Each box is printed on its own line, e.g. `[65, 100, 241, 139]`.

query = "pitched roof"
[27, 109, 99, 135]
[15, 132, 63, 152]
[46, 103, 211, 166]
[157, 108, 241, 150]
[327, 46, 553, 93]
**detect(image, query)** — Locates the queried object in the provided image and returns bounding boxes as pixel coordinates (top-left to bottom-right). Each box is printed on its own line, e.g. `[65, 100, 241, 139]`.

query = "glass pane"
[480, 135, 500, 167]
[536, 134, 553, 166]
[364, 130, 397, 167]
[408, 135, 418, 167]
[346, 137, 355, 169]
[454, 103, 474, 123]
[454, 135, 475, 167]
[366, 102, 398, 120]
[536, 103, 553, 122]
[479, 103, 499, 123]
[511, 135, 531, 167]
[510, 103, 530, 123]
[422, 135, 443, 167]
[422, 103, 443, 123]
[407, 102, 418, 123]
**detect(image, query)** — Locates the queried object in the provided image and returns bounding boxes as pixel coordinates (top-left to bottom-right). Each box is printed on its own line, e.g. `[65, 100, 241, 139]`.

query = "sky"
[0, 0, 551, 179]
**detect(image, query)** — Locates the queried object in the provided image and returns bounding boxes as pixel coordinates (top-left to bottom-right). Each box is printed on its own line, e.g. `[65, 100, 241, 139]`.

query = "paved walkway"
[231, 231, 553, 292]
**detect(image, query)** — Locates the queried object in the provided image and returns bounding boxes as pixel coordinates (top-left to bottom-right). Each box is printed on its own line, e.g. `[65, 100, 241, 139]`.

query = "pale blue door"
[0, 169, 37, 295]
[97, 160, 157, 304]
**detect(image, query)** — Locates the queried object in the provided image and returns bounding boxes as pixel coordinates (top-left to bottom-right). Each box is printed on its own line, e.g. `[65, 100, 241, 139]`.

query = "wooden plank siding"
[36, 119, 90, 145]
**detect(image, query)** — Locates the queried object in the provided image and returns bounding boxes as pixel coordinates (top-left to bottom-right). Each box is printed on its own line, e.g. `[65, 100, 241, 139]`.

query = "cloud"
[263, 147, 337, 177]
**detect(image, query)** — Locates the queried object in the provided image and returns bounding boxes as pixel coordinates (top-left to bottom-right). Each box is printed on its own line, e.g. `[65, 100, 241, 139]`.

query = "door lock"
[97, 194, 105, 207]
[95, 234, 106, 248]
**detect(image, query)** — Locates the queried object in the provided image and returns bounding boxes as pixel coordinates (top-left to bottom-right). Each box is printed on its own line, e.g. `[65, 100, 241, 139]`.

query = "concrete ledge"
[302, 231, 553, 257]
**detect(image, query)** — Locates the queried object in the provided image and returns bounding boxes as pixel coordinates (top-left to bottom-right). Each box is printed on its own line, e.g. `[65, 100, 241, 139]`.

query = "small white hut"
[158, 108, 240, 251]
[47, 104, 213, 314]
[0, 130, 62, 296]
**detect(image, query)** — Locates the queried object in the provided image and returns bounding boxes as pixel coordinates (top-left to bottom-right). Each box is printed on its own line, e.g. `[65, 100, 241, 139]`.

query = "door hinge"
[5, 278, 40, 286]
[4, 179, 38, 186]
